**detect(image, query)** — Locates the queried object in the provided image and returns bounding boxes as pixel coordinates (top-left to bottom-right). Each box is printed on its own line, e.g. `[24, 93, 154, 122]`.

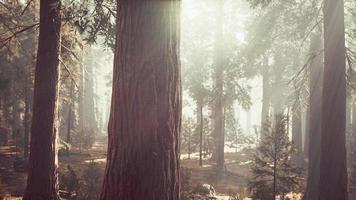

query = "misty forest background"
[0, 0, 356, 199]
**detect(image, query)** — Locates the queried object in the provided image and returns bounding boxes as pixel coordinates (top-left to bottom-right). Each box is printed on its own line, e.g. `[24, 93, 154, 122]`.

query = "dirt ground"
[0, 140, 255, 199]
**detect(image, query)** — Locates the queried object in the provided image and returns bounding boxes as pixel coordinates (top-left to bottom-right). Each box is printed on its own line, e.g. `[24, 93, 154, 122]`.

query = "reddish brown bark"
[23, 0, 61, 199]
[99, 1, 181, 200]
[319, 0, 348, 199]
[304, 33, 323, 200]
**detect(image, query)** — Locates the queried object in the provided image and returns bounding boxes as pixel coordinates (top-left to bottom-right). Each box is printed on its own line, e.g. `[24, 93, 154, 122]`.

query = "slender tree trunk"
[319, 0, 348, 199]
[66, 81, 74, 144]
[199, 100, 203, 167]
[273, 136, 277, 200]
[304, 109, 310, 157]
[66, 105, 72, 144]
[99, 1, 181, 200]
[261, 56, 270, 141]
[304, 33, 323, 200]
[23, 0, 61, 199]
[188, 127, 191, 160]
[292, 105, 303, 167]
[23, 85, 31, 159]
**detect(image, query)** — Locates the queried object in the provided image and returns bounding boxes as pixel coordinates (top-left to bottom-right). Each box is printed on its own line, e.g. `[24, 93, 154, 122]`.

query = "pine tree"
[249, 115, 301, 200]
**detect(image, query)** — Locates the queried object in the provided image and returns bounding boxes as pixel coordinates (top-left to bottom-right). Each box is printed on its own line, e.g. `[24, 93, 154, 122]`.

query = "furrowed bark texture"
[319, 0, 348, 199]
[99, 1, 181, 200]
[23, 0, 61, 199]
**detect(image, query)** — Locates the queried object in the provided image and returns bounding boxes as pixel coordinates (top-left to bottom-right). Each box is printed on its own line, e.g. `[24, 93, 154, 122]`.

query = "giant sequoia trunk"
[23, 0, 61, 199]
[213, 0, 225, 174]
[304, 33, 323, 200]
[99, 1, 181, 200]
[319, 0, 348, 199]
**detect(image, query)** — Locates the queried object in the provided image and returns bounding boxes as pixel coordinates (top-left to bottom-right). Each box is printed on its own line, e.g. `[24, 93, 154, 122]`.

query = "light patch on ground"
[84, 158, 106, 163]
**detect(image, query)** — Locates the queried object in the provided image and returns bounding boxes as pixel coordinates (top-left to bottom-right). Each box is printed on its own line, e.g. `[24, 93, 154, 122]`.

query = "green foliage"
[249, 115, 301, 200]
[63, 0, 116, 49]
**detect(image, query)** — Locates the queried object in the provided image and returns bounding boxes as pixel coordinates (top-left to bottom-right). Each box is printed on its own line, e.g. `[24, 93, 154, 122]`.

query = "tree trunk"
[83, 52, 97, 138]
[261, 56, 270, 141]
[66, 81, 74, 144]
[291, 105, 303, 167]
[352, 103, 356, 163]
[99, 1, 181, 200]
[304, 108, 310, 157]
[213, 0, 225, 174]
[23, 85, 31, 159]
[319, 0, 348, 199]
[23, 0, 61, 199]
[199, 100, 203, 167]
[304, 33, 323, 200]
[273, 135, 277, 200]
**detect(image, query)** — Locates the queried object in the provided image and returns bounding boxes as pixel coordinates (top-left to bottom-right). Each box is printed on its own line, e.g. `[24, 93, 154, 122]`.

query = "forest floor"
[0, 141, 257, 199]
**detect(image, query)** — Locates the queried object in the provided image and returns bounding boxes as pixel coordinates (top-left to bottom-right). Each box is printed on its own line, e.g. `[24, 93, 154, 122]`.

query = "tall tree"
[99, 1, 181, 200]
[261, 56, 270, 139]
[291, 103, 303, 167]
[23, 0, 61, 199]
[304, 33, 323, 200]
[319, 0, 348, 199]
[213, 0, 225, 174]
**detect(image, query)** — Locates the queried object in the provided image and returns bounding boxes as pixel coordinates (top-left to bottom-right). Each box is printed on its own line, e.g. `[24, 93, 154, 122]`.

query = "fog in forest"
[0, 0, 356, 200]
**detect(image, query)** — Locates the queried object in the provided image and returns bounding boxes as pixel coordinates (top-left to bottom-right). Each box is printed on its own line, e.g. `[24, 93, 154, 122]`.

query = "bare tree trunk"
[66, 81, 74, 144]
[213, 0, 225, 174]
[188, 128, 191, 160]
[99, 1, 181, 200]
[304, 109, 310, 157]
[261, 56, 270, 141]
[23, 85, 31, 159]
[292, 105, 303, 167]
[304, 33, 323, 200]
[319, 0, 348, 199]
[199, 100, 203, 167]
[23, 0, 61, 199]
[273, 134, 277, 200]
